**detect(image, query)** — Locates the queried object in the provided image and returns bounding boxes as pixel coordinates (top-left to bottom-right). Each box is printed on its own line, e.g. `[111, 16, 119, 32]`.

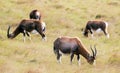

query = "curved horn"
[90, 46, 95, 56]
[94, 45, 97, 56]
[7, 26, 10, 38]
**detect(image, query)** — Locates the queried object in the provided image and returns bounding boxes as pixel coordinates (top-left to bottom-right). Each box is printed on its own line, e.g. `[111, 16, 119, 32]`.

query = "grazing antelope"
[53, 36, 97, 65]
[83, 20, 109, 38]
[29, 9, 41, 20]
[29, 9, 46, 33]
[7, 19, 46, 42]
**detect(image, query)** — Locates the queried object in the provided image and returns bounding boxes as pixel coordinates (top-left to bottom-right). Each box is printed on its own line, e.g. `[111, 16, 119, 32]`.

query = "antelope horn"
[94, 45, 97, 57]
[7, 26, 11, 38]
[90, 46, 95, 57]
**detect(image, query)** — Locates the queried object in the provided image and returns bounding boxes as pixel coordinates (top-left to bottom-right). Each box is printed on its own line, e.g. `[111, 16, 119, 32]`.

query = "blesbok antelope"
[53, 36, 97, 65]
[29, 9, 41, 20]
[83, 20, 109, 38]
[7, 19, 46, 42]
[29, 9, 46, 33]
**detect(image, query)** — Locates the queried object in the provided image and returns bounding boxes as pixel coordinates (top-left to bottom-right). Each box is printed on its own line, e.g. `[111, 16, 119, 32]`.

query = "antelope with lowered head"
[7, 19, 46, 42]
[83, 20, 109, 38]
[29, 9, 46, 33]
[53, 36, 97, 65]
[29, 9, 41, 20]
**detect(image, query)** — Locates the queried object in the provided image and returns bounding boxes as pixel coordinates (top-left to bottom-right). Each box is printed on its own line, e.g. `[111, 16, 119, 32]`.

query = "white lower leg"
[42, 37, 47, 41]
[28, 32, 31, 41]
[57, 57, 62, 64]
[70, 61, 72, 65]
[23, 30, 26, 42]
[106, 34, 109, 38]
[59, 57, 62, 63]
[93, 60, 96, 66]
[78, 59, 81, 66]
[105, 22, 109, 38]
[91, 34, 94, 38]
[23, 37, 25, 42]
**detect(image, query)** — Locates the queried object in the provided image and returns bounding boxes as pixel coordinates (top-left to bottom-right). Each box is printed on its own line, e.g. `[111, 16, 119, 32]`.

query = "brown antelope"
[29, 9, 41, 20]
[53, 36, 97, 65]
[29, 9, 46, 33]
[83, 20, 109, 38]
[7, 19, 46, 42]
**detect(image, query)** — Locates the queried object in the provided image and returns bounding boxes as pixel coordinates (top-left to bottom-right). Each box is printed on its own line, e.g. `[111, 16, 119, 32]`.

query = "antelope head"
[7, 26, 19, 39]
[87, 46, 97, 65]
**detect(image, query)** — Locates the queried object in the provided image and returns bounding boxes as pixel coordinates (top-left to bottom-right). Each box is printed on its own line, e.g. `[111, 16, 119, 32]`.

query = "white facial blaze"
[36, 11, 40, 16]
[35, 11, 40, 20]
